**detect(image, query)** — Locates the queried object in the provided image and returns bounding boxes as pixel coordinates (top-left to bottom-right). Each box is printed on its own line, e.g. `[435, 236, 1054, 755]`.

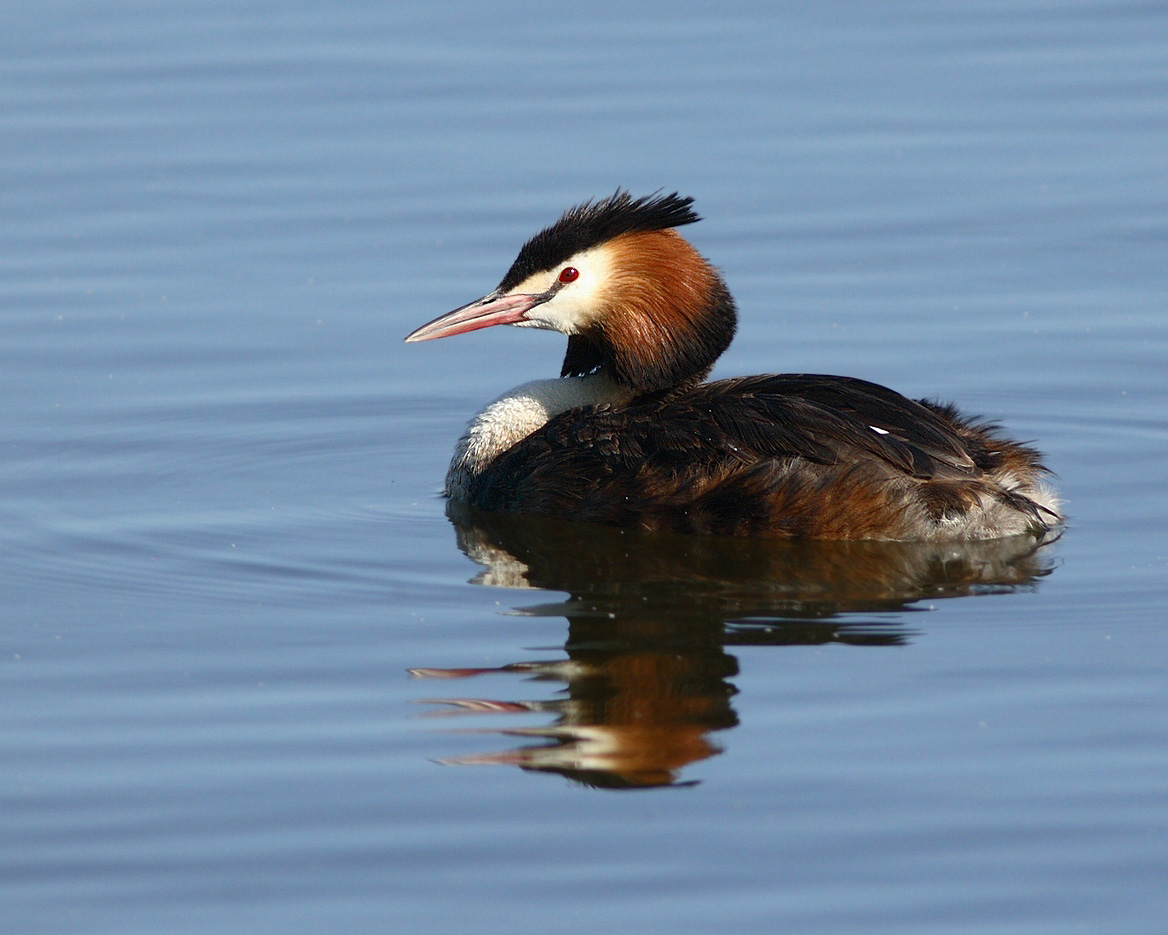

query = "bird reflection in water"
[410, 503, 1058, 789]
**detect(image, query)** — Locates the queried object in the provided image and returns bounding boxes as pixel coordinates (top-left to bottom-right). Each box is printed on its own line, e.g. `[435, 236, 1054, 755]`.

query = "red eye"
[558, 267, 579, 283]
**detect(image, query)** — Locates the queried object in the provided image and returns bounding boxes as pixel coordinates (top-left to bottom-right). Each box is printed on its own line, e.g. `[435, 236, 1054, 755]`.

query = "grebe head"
[405, 191, 737, 394]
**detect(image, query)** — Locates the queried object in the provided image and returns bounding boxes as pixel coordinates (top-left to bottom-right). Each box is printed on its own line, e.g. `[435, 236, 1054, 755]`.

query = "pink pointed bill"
[403, 291, 548, 343]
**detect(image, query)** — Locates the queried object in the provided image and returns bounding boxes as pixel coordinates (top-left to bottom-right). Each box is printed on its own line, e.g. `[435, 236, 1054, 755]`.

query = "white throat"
[445, 373, 632, 499]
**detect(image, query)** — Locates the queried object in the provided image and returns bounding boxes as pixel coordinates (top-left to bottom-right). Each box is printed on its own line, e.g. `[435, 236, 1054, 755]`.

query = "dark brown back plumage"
[465, 374, 1058, 539]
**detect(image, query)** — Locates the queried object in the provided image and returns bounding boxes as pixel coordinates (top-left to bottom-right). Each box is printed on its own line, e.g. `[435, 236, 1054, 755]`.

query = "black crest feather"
[498, 190, 701, 292]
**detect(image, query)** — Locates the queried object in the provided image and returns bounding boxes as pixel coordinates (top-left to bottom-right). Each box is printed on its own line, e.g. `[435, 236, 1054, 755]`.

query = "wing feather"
[472, 374, 986, 517]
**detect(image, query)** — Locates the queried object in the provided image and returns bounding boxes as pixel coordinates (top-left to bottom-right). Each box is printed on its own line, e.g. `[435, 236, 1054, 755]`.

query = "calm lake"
[3, 2, 1166, 933]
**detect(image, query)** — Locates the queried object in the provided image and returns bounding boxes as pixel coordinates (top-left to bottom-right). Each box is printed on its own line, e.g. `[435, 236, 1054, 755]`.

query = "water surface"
[2, 2, 1166, 933]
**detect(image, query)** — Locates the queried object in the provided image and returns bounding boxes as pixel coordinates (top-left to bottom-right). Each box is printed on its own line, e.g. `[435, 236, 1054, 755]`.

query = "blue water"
[3, 2, 1166, 933]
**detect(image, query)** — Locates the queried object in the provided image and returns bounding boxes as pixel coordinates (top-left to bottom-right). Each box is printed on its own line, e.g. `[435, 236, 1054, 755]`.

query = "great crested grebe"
[405, 191, 1061, 540]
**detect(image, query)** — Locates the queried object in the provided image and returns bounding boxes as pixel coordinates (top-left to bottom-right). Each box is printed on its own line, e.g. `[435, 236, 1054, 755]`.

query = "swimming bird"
[405, 191, 1061, 540]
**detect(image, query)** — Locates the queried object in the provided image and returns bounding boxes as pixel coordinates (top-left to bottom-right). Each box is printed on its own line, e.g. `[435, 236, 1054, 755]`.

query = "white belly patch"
[445, 374, 631, 499]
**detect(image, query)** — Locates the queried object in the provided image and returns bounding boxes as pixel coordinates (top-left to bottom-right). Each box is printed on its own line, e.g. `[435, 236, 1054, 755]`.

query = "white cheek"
[531, 291, 598, 333]
[520, 245, 614, 334]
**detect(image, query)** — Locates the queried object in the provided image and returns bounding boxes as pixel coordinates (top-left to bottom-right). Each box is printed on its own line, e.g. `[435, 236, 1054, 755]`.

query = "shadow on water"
[410, 502, 1059, 790]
